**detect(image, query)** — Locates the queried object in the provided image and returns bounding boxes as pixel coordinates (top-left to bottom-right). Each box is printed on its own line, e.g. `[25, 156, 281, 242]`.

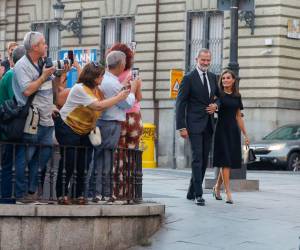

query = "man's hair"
[7, 42, 18, 51]
[78, 62, 105, 89]
[12, 45, 26, 64]
[197, 48, 211, 58]
[106, 51, 126, 70]
[23, 31, 44, 51]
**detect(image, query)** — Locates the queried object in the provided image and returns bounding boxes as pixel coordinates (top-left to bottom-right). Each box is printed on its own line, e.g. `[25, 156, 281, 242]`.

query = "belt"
[101, 120, 121, 123]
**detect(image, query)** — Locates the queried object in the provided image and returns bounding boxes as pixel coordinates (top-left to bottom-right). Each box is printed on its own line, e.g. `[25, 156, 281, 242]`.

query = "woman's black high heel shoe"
[225, 199, 234, 204]
[212, 187, 222, 200]
[225, 192, 234, 204]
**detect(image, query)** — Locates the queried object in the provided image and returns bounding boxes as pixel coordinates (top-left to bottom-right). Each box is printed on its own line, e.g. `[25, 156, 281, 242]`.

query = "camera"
[43, 50, 74, 71]
[53, 59, 72, 70]
[44, 58, 72, 70]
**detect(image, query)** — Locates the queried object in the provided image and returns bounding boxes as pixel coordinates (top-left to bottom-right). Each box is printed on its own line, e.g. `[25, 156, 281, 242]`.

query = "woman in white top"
[55, 62, 129, 205]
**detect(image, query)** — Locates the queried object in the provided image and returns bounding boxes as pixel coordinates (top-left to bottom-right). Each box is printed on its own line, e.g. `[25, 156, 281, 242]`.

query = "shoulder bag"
[243, 145, 256, 164]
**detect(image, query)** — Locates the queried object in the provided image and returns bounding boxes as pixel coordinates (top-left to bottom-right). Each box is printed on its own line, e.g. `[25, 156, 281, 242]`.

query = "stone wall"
[0, 204, 165, 250]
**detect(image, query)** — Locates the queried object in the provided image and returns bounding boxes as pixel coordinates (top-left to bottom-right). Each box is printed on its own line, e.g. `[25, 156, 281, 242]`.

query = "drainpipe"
[14, 0, 19, 42]
[153, 0, 159, 164]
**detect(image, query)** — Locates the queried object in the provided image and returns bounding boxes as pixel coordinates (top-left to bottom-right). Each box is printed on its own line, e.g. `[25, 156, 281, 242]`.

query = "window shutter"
[48, 24, 59, 60]
[120, 18, 133, 45]
[190, 14, 204, 71]
[209, 12, 224, 75]
[105, 19, 116, 50]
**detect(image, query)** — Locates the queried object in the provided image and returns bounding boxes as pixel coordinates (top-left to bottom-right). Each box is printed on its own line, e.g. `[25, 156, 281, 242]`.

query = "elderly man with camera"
[12, 31, 68, 204]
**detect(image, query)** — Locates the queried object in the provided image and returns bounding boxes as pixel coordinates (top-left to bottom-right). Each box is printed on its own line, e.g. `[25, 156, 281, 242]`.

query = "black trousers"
[187, 123, 213, 198]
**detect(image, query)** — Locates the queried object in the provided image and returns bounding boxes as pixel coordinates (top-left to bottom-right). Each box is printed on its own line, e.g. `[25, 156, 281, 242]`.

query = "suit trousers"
[188, 123, 213, 198]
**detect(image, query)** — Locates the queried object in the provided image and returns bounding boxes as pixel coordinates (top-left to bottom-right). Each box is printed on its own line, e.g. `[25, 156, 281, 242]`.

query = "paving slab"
[130, 169, 300, 250]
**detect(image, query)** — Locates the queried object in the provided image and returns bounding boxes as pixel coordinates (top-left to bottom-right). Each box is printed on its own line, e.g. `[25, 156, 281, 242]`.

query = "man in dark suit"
[176, 48, 220, 206]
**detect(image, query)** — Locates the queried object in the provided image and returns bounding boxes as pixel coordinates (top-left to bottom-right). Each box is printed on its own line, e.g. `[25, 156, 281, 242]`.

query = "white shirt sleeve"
[67, 84, 97, 107]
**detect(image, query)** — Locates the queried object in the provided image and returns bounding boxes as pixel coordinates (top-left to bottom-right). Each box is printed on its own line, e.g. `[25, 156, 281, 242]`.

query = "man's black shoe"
[186, 193, 195, 200]
[195, 196, 205, 206]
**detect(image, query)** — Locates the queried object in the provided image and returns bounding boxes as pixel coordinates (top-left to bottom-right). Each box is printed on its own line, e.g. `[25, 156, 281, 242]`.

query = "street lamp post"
[52, 0, 83, 44]
[228, 0, 240, 77]
[228, 0, 246, 179]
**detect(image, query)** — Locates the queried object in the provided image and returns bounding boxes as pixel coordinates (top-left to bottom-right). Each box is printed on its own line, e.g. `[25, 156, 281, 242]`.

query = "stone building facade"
[0, 0, 299, 168]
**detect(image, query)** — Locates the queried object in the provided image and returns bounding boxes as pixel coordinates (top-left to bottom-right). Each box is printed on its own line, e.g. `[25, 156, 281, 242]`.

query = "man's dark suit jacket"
[176, 68, 220, 134]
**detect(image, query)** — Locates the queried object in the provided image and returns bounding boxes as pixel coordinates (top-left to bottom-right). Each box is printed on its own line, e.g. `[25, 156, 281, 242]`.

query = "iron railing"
[0, 141, 143, 204]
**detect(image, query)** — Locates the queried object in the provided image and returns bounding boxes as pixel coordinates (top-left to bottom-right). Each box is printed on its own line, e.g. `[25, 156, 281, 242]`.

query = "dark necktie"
[202, 72, 209, 97]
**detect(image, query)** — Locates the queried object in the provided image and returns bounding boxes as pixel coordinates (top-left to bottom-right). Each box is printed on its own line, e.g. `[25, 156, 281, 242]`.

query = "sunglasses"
[28, 32, 36, 48]
[92, 61, 99, 68]
[92, 61, 105, 76]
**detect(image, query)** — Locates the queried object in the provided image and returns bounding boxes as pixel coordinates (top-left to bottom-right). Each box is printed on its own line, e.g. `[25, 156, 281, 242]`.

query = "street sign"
[217, 0, 254, 11]
[170, 69, 184, 99]
[59, 48, 98, 67]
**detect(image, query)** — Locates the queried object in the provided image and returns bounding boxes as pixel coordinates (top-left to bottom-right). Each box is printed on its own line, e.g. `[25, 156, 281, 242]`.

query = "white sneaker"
[92, 195, 103, 203]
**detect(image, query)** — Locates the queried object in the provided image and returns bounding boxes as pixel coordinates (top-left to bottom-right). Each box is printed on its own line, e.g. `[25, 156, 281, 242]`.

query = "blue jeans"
[88, 120, 121, 197]
[14, 125, 54, 198]
[0, 144, 13, 201]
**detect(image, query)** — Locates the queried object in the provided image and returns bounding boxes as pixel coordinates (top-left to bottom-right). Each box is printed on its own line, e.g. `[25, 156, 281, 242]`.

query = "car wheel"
[287, 152, 300, 171]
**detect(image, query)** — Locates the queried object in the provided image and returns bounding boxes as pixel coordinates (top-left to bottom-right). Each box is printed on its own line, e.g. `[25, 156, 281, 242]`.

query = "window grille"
[101, 17, 134, 60]
[186, 11, 224, 75]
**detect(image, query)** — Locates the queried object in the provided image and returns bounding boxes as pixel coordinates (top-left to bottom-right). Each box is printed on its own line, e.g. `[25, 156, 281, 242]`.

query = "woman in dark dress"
[212, 70, 250, 204]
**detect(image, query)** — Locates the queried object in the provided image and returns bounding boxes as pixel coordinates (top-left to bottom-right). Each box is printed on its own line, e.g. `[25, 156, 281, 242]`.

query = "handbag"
[243, 145, 256, 164]
[88, 127, 102, 146]
[0, 95, 36, 141]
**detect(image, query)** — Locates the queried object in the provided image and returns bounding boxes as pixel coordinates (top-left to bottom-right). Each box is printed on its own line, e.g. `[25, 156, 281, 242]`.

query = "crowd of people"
[0, 31, 143, 204]
[0, 31, 249, 206]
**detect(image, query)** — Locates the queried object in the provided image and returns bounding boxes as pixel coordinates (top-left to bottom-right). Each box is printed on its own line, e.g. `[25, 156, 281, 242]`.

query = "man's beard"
[198, 65, 209, 71]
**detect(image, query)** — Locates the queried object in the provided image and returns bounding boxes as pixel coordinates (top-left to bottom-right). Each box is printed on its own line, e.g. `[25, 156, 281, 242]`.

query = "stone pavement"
[130, 168, 300, 250]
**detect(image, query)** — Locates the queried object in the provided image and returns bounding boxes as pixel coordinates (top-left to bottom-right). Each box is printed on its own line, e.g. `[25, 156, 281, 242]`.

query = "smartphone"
[129, 41, 137, 52]
[67, 50, 74, 64]
[120, 85, 130, 91]
[131, 68, 139, 80]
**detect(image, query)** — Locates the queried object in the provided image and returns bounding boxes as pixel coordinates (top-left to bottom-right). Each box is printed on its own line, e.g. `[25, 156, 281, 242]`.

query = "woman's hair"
[107, 43, 133, 70]
[78, 62, 105, 88]
[7, 41, 18, 51]
[219, 69, 240, 97]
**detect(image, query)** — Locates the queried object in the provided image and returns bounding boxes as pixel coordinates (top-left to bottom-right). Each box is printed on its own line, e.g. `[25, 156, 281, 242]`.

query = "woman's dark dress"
[213, 93, 243, 169]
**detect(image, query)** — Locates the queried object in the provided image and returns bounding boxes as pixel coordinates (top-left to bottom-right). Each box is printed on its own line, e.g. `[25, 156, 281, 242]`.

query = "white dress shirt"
[196, 66, 211, 97]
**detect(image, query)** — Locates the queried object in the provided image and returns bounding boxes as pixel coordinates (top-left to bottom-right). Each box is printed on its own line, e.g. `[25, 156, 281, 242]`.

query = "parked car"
[247, 124, 300, 171]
